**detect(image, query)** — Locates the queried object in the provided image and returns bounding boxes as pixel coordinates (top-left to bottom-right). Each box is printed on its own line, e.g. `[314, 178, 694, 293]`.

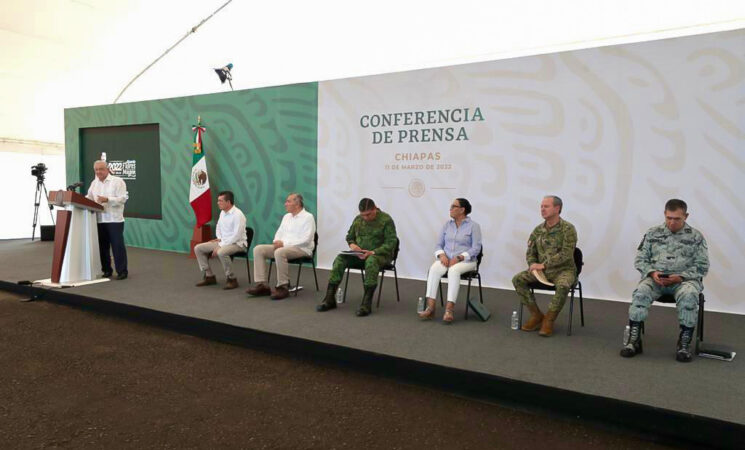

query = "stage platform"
[1, 239, 743, 448]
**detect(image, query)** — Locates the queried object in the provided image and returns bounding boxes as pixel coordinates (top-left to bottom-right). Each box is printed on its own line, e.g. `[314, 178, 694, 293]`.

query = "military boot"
[521, 303, 544, 331]
[356, 285, 376, 317]
[620, 320, 643, 358]
[316, 283, 339, 312]
[676, 325, 695, 363]
[538, 310, 559, 336]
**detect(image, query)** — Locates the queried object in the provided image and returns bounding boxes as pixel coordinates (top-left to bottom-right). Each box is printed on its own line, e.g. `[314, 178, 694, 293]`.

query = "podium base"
[189, 225, 212, 259]
[34, 278, 110, 288]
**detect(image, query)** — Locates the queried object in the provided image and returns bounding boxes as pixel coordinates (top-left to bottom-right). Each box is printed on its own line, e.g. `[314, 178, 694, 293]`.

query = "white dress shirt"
[274, 208, 316, 255]
[216, 205, 247, 247]
[86, 174, 128, 223]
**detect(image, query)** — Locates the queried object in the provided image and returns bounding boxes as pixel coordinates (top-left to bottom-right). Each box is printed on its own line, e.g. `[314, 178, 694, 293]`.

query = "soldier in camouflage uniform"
[621, 199, 709, 362]
[317, 198, 398, 317]
[512, 196, 577, 337]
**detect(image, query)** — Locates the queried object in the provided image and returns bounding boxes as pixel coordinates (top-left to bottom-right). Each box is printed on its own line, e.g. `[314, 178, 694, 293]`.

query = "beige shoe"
[418, 298, 436, 320]
[442, 301, 455, 324]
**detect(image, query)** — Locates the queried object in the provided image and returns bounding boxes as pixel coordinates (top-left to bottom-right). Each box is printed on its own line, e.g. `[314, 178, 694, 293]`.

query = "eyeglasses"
[450, 204, 462, 209]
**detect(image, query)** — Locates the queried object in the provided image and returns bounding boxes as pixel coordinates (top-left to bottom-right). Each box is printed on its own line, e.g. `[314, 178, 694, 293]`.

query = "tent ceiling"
[1, 0, 743, 142]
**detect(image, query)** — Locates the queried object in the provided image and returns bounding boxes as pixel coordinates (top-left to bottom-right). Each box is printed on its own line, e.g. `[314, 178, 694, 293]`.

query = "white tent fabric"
[2, 0, 744, 143]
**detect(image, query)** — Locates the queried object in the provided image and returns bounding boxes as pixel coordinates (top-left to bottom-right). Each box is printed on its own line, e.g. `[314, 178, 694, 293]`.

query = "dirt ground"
[0, 290, 674, 449]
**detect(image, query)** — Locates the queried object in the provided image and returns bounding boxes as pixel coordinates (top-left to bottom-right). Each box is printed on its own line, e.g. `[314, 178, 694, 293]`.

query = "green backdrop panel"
[79, 123, 162, 219]
[64, 83, 318, 255]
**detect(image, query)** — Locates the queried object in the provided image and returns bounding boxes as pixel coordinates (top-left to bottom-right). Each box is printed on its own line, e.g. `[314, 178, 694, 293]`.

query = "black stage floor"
[2, 239, 743, 447]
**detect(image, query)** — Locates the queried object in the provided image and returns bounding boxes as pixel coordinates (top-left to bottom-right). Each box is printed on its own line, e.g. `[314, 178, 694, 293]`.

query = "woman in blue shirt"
[419, 198, 482, 323]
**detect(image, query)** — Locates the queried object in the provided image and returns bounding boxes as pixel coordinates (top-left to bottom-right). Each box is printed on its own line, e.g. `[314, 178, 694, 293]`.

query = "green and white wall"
[65, 83, 318, 253]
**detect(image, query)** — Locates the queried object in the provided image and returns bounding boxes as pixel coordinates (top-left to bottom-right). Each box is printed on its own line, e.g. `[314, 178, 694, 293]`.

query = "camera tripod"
[32, 177, 55, 241]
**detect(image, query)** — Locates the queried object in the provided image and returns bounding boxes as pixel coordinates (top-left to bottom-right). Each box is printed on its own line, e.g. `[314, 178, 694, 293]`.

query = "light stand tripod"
[31, 165, 55, 241]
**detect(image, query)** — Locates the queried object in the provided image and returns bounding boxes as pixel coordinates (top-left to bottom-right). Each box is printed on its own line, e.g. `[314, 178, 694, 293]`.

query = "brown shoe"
[246, 283, 271, 296]
[270, 284, 290, 300]
[521, 303, 544, 331]
[224, 277, 239, 290]
[196, 275, 217, 287]
[539, 310, 559, 337]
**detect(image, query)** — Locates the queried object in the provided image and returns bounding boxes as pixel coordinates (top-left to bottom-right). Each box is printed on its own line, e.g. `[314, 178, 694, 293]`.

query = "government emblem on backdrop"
[191, 168, 208, 189]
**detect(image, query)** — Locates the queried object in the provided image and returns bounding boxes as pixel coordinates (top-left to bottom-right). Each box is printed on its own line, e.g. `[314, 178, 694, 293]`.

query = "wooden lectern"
[48, 190, 104, 284]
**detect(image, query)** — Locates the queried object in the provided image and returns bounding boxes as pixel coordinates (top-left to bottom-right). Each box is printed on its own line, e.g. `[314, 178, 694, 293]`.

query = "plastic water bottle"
[510, 311, 519, 330]
[417, 296, 425, 313]
[335, 288, 343, 304]
[623, 325, 630, 345]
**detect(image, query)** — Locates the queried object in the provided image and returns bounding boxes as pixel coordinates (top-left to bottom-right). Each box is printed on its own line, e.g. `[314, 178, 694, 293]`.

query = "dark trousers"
[98, 222, 128, 275]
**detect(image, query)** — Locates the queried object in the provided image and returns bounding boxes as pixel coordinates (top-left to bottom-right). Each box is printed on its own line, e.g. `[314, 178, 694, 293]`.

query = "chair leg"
[268, 260, 273, 286]
[312, 261, 319, 291]
[294, 262, 302, 297]
[579, 282, 585, 326]
[519, 297, 525, 328]
[377, 270, 385, 308]
[697, 293, 705, 343]
[465, 278, 472, 320]
[567, 288, 575, 336]
[438, 282, 444, 307]
[246, 257, 251, 284]
[343, 267, 351, 303]
[478, 275, 483, 304]
[423, 269, 430, 299]
[393, 266, 400, 303]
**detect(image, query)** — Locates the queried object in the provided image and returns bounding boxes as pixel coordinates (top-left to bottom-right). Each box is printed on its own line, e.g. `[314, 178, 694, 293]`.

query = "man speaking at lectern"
[86, 160, 129, 280]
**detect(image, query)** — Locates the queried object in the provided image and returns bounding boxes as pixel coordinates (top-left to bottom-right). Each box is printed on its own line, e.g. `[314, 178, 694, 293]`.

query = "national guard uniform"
[512, 219, 577, 336]
[318, 209, 398, 316]
[630, 222, 709, 326]
[621, 222, 709, 362]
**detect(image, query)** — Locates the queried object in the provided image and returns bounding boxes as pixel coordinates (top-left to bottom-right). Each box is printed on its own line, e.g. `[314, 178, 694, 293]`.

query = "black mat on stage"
[2, 239, 743, 448]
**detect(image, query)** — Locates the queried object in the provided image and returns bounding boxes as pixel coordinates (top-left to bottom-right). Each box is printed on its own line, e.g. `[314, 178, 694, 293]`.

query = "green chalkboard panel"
[79, 123, 162, 219]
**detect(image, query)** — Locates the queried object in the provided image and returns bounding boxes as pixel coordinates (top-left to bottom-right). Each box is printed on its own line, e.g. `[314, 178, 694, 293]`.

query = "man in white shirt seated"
[247, 193, 316, 300]
[86, 160, 129, 280]
[194, 191, 247, 290]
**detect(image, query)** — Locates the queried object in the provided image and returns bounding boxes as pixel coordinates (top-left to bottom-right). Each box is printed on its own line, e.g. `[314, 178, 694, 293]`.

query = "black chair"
[433, 248, 484, 320]
[343, 238, 400, 308]
[229, 227, 254, 283]
[653, 292, 705, 354]
[267, 232, 320, 296]
[520, 247, 584, 336]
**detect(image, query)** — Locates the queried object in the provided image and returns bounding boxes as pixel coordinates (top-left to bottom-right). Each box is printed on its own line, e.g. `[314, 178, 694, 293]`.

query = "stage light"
[214, 63, 233, 90]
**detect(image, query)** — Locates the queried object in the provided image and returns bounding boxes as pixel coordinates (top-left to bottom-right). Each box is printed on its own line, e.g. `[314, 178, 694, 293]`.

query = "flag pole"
[188, 115, 213, 258]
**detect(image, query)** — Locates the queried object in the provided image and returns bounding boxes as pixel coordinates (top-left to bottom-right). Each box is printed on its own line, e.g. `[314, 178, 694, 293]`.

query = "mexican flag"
[189, 118, 212, 227]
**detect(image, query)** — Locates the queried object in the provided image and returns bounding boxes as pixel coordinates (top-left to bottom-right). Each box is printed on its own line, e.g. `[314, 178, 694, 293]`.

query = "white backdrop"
[318, 29, 745, 314]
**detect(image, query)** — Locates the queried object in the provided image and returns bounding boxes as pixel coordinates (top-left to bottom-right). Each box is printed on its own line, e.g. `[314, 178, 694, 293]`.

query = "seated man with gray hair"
[511, 195, 578, 337]
[247, 193, 316, 300]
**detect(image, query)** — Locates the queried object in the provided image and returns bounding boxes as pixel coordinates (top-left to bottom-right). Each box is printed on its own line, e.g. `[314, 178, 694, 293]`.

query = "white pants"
[425, 260, 477, 303]
[253, 244, 309, 287]
[195, 241, 245, 278]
